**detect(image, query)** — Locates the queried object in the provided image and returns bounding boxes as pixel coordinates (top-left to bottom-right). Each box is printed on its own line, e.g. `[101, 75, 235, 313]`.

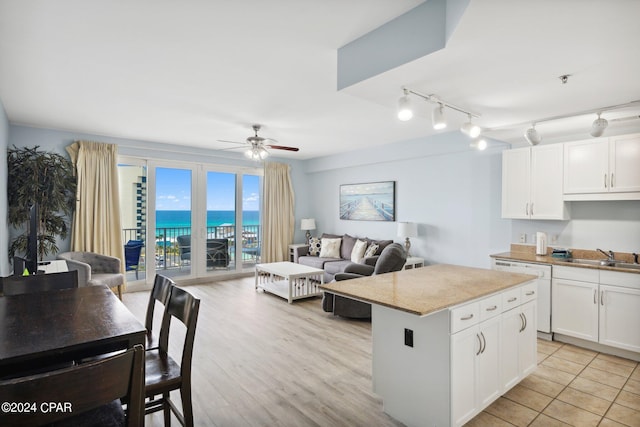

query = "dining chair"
[1, 270, 78, 296]
[145, 285, 200, 427]
[144, 274, 174, 351]
[0, 344, 144, 427]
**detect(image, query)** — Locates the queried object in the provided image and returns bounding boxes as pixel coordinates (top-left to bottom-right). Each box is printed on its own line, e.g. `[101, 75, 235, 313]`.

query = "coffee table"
[255, 261, 324, 303]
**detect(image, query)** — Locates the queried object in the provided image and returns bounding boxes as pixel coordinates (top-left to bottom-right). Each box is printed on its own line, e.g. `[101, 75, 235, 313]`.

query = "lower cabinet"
[450, 284, 537, 426]
[451, 316, 501, 426]
[552, 267, 640, 353]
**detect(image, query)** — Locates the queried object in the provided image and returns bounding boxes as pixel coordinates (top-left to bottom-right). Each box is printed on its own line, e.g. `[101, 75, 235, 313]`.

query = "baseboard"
[553, 333, 640, 362]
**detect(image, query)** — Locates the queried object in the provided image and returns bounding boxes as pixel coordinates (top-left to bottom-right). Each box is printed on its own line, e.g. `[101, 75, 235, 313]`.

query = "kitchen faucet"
[596, 248, 615, 261]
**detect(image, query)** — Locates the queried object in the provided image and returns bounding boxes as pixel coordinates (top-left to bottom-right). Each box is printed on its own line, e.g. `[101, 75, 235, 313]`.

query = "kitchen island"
[320, 264, 537, 427]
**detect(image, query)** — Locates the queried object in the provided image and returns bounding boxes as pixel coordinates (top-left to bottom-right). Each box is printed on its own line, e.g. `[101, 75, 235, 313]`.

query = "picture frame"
[339, 181, 395, 221]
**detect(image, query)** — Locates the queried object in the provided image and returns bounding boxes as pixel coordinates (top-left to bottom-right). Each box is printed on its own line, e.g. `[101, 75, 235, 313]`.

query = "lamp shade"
[397, 222, 417, 238]
[300, 218, 316, 231]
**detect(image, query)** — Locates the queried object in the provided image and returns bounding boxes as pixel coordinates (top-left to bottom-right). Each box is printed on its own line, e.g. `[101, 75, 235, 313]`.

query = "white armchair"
[57, 251, 124, 299]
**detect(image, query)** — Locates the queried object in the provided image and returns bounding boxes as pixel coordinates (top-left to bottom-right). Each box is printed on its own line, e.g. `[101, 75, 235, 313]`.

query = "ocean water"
[156, 210, 260, 229]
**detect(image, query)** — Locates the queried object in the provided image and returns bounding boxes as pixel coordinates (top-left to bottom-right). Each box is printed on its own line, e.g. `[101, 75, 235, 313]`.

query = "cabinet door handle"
[460, 314, 474, 321]
[519, 313, 525, 332]
[600, 290, 604, 306]
[526, 291, 535, 296]
[508, 297, 518, 303]
[604, 173, 608, 188]
[523, 313, 527, 331]
[611, 173, 614, 188]
[525, 203, 529, 216]
[531, 203, 534, 216]
[594, 289, 597, 304]
[486, 305, 498, 311]
[480, 332, 486, 354]
[476, 334, 482, 356]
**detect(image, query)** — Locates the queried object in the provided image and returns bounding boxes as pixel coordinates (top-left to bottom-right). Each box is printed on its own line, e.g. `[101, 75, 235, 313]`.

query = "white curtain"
[262, 162, 294, 263]
[66, 141, 124, 266]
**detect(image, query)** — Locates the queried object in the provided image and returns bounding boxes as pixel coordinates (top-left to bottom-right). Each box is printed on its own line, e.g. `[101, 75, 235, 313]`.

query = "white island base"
[371, 282, 537, 427]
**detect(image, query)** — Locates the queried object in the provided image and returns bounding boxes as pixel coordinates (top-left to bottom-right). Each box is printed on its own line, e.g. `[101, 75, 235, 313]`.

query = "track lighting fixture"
[524, 124, 541, 146]
[395, 87, 480, 132]
[432, 104, 447, 130]
[460, 115, 482, 138]
[397, 89, 413, 121]
[590, 113, 608, 137]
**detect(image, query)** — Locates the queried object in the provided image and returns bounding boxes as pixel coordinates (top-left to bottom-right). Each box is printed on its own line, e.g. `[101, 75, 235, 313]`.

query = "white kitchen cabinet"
[501, 300, 537, 391]
[599, 271, 640, 353]
[451, 315, 501, 426]
[502, 144, 568, 219]
[552, 266, 640, 353]
[552, 267, 599, 342]
[564, 133, 640, 199]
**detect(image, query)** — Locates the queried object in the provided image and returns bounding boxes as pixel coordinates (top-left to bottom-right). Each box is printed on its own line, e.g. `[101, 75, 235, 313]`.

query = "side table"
[403, 256, 424, 270]
[288, 243, 308, 262]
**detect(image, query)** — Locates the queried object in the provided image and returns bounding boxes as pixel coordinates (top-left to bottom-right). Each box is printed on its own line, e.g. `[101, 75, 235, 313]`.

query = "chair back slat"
[145, 274, 174, 333]
[159, 285, 200, 372]
[0, 344, 144, 427]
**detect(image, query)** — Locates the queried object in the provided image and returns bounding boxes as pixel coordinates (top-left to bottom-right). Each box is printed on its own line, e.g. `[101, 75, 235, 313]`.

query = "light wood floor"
[123, 276, 640, 427]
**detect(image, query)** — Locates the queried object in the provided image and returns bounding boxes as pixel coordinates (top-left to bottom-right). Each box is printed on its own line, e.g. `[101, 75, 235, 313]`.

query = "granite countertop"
[319, 264, 535, 316]
[491, 244, 640, 275]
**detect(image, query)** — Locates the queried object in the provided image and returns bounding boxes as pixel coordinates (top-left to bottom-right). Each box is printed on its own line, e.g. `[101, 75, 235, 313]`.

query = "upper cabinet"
[564, 133, 640, 200]
[502, 144, 568, 220]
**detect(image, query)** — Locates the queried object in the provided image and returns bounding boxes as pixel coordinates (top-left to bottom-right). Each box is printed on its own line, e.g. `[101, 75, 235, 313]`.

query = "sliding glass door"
[119, 157, 262, 286]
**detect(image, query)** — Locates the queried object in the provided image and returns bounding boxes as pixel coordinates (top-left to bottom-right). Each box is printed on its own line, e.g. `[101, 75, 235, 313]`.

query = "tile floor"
[465, 339, 640, 427]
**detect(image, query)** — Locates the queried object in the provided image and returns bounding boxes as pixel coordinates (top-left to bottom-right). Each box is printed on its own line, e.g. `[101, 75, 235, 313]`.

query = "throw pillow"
[351, 239, 368, 263]
[319, 238, 342, 258]
[364, 243, 379, 258]
[308, 237, 322, 256]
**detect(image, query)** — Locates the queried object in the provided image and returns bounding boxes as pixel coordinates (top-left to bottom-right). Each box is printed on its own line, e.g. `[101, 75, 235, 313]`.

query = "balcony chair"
[322, 242, 407, 319]
[0, 344, 145, 427]
[176, 235, 230, 269]
[1, 270, 78, 296]
[57, 251, 125, 299]
[144, 274, 174, 351]
[145, 285, 200, 426]
[124, 239, 144, 280]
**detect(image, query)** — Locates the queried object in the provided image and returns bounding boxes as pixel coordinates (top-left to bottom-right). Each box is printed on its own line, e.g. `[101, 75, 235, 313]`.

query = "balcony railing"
[122, 224, 261, 272]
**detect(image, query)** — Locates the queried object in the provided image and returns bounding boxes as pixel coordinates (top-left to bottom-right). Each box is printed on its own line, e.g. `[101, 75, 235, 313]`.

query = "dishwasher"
[492, 259, 552, 338]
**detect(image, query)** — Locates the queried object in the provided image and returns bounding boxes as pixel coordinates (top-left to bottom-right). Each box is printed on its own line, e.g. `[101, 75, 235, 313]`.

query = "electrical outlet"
[519, 233, 527, 243]
[404, 328, 413, 347]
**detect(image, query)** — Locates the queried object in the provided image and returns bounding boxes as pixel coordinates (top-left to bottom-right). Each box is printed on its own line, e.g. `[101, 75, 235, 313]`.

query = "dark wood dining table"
[0, 285, 145, 378]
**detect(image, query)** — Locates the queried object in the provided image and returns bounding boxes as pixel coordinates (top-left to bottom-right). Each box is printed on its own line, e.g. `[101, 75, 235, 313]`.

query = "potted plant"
[7, 145, 77, 260]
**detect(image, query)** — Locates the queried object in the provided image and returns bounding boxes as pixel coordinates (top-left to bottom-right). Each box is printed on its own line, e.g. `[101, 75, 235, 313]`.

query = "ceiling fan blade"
[216, 139, 246, 145]
[265, 144, 299, 152]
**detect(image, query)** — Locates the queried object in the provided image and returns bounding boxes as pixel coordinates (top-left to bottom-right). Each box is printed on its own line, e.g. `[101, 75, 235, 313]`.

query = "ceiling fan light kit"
[217, 124, 299, 161]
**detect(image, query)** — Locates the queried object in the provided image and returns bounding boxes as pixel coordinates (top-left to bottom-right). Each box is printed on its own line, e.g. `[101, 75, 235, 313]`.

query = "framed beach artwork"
[339, 181, 395, 221]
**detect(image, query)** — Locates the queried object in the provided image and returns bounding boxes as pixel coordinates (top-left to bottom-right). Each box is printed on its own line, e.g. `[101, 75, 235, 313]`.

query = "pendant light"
[432, 103, 447, 130]
[590, 113, 608, 137]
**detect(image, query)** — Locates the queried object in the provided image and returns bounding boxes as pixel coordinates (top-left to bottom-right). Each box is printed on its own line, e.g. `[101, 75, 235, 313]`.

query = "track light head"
[524, 124, 541, 145]
[470, 139, 487, 150]
[397, 90, 413, 121]
[460, 116, 482, 138]
[432, 104, 447, 130]
[590, 113, 608, 137]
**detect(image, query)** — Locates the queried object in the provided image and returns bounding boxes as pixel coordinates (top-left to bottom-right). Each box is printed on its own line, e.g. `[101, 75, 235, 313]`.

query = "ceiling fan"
[217, 125, 299, 160]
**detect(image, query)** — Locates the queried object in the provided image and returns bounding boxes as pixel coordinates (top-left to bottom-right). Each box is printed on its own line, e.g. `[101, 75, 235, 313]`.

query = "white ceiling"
[1, 0, 640, 160]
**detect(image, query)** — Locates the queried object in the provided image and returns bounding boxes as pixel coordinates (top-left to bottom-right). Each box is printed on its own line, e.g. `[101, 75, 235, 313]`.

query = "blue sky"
[155, 168, 260, 211]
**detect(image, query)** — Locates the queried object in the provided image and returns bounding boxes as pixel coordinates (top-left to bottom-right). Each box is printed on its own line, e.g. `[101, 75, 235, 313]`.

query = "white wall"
[303, 132, 511, 268]
[0, 99, 10, 275]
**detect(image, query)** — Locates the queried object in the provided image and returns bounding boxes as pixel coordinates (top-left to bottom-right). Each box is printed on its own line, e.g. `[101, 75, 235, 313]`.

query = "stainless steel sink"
[563, 258, 613, 266]
[562, 259, 640, 270]
[613, 262, 640, 271]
